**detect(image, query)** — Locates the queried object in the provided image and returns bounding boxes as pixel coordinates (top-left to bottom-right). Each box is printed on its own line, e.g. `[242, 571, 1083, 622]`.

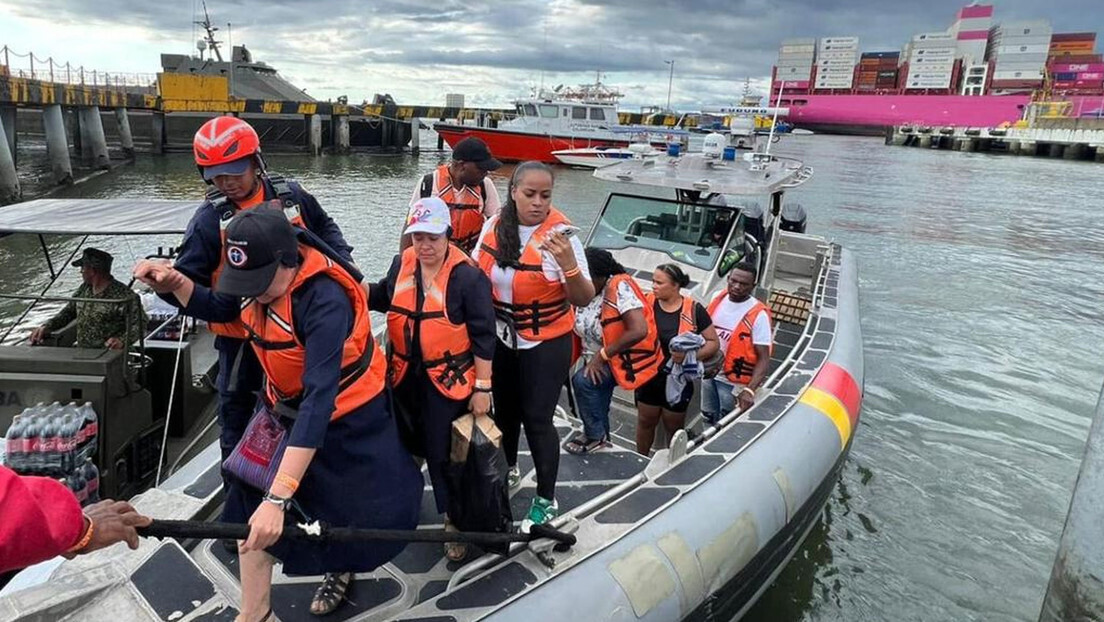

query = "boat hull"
[783, 93, 1104, 134]
[435, 123, 663, 164]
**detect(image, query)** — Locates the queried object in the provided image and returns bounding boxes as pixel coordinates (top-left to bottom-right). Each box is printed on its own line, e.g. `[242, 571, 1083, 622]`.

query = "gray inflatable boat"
[1, 137, 863, 622]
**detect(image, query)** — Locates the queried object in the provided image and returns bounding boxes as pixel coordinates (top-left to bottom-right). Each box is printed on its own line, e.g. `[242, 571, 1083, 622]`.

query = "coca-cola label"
[86, 423, 98, 441]
[26, 437, 39, 453]
[87, 476, 99, 493]
[74, 484, 88, 503]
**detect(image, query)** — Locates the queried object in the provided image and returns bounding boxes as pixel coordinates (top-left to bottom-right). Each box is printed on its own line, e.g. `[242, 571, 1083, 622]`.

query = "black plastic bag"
[445, 415, 512, 553]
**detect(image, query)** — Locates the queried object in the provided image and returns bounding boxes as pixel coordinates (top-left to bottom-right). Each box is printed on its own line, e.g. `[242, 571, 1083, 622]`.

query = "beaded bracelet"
[67, 515, 95, 553]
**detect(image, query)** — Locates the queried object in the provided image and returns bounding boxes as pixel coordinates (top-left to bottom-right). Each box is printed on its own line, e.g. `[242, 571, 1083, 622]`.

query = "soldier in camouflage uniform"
[30, 248, 146, 349]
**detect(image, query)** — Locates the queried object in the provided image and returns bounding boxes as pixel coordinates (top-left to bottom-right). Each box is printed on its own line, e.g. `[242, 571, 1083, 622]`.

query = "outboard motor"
[780, 202, 808, 234]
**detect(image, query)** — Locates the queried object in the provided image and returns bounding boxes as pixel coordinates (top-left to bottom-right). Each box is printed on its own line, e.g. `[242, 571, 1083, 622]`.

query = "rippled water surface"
[5, 134, 1104, 621]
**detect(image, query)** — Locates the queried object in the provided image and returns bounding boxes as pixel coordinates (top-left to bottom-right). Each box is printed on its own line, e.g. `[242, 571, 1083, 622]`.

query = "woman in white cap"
[368, 197, 496, 561]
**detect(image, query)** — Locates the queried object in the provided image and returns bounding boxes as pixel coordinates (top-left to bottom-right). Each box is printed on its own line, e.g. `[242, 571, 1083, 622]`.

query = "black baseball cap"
[215, 207, 299, 298]
[451, 137, 502, 171]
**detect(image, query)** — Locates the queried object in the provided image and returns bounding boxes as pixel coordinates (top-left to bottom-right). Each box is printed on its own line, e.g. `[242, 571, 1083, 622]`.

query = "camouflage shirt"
[44, 279, 147, 348]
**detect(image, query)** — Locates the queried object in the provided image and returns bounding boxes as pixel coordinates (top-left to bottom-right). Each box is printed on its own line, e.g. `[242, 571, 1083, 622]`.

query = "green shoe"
[521, 495, 558, 533]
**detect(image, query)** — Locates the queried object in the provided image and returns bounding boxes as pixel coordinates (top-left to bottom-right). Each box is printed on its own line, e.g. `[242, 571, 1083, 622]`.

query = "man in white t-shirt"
[701, 262, 772, 423]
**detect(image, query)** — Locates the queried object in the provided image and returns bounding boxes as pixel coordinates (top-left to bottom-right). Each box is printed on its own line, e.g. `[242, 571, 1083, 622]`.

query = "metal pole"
[1039, 378, 1104, 622]
[664, 60, 674, 112]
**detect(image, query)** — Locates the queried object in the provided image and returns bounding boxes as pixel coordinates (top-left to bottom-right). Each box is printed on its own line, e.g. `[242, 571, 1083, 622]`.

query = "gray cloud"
[4, 0, 1103, 107]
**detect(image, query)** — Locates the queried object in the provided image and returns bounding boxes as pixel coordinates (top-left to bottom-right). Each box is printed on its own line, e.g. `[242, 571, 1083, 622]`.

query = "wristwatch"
[263, 491, 291, 511]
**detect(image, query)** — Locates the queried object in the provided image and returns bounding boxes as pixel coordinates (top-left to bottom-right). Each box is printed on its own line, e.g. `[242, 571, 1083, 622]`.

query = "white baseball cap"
[404, 197, 451, 235]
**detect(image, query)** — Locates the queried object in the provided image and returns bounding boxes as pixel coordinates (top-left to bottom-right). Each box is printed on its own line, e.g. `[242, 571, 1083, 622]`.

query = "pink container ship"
[771, 4, 1104, 135]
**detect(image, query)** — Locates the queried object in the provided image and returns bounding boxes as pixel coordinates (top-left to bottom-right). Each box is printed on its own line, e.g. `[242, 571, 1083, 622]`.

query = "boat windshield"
[588, 193, 742, 271]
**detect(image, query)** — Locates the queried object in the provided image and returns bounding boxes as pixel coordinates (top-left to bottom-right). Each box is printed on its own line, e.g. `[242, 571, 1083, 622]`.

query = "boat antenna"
[764, 80, 785, 156]
[195, 1, 223, 62]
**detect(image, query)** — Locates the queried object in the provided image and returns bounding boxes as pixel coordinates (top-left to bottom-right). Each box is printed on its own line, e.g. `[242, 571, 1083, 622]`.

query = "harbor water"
[3, 134, 1104, 621]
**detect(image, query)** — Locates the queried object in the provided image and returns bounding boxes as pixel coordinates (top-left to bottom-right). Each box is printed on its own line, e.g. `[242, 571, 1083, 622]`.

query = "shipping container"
[992, 69, 1044, 80]
[1074, 79, 1104, 88]
[1053, 72, 1078, 81]
[993, 21, 1053, 37]
[1050, 32, 1096, 43]
[1046, 53, 1103, 63]
[958, 4, 994, 19]
[988, 79, 1044, 87]
[818, 37, 859, 46]
[877, 70, 898, 78]
[992, 43, 1051, 56]
[861, 51, 900, 60]
[1076, 72, 1104, 80]
[1050, 63, 1104, 73]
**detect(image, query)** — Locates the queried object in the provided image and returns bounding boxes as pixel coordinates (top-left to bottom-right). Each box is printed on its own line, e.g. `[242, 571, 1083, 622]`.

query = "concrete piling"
[1063, 144, 1086, 160]
[335, 115, 350, 154]
[78, 106, 110, 169]
[1019, 141, 1037, 156]
[1038, 378, 1104, 622]
[0, 106, 15, 168]
[42, 104, 73, 185]
[307, 114, 323, 156]
[151, 112, 166, 154]
[0, 118, 20, 205]
[1094, 146, 1104, 163]
[410, 117, 420, 155]
[918, 135, 932, 148]
[114, 108, 135, 159]
[1047, 143, 1066, 158]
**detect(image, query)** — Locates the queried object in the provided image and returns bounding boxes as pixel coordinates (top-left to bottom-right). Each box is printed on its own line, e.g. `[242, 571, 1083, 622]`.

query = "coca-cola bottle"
[5, 415, 23, 469]
[58, 414, 76, 472]
[79, 402, 99, 452]
[23, 413, 42, 473]
[69, 470, 88, 506]
[41, 412, 62, 474]
[84, 458, 100, 504]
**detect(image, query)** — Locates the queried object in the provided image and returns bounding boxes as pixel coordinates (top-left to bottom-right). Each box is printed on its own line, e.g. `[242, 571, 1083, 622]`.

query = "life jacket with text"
[240, 245, 384, 419]
[420, 165, 488, 254]
[386, 244, 476, 400]
[707, 292, 773, 385]
[600, 274, 662, 390]
[477, 208, 576, 344]
[207, 175, 305, 339]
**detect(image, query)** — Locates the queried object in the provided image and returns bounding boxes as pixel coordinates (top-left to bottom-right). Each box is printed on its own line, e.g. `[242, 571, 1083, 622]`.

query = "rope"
[154, 321, 188, 485]
[138, 519, 576, 549]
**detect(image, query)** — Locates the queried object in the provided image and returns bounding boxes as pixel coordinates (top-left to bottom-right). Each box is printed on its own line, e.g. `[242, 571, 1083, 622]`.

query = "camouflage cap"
[71, 247, 114, 272]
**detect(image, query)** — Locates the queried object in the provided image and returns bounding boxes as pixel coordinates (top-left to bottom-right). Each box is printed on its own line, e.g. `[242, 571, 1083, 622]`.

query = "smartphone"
[556, 225, 581, 238]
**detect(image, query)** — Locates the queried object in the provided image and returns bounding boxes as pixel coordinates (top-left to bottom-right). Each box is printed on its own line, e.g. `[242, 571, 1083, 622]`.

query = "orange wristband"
[599, 347, 610, 362]
[563, 266, 581, 279]
[67, 515, 94, 553]
[274, 472, 300, 495]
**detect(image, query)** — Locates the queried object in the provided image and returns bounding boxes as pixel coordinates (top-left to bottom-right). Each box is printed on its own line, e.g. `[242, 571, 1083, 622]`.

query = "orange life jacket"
[644, 292, 698, 335]
[209, 191, 305, 339]
[707, 292, 773, 385]
[386, 244, 476, 400]
[600, 274, 662, 390]
[240, 245, 385, 420]
[477, 208, 575, 343]
[422, 164, 488, 254]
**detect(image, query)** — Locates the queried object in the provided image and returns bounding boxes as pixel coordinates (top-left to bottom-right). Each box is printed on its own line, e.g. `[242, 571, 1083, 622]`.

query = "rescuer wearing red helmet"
[135, 116, 354, 602]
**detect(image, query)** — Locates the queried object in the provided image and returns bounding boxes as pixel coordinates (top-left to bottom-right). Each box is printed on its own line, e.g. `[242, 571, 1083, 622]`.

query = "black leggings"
[492, 333, 572, 500]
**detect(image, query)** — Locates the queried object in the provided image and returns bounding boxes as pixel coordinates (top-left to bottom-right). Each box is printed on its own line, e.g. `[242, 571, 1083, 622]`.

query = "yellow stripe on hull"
[799, 386, 852, 449]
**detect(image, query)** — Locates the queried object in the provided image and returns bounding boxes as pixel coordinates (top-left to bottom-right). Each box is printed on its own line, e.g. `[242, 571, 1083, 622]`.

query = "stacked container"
[949, 4, 995, 65]
[904, 32, 958, 90]
[987, 20, 1053, 92]
[772, 39, 816, 94]
[1047, 34, 1102, 93]
[857, 52, 900, 91]
[3, 402, 101, 507]
[814, 37, 859, 91]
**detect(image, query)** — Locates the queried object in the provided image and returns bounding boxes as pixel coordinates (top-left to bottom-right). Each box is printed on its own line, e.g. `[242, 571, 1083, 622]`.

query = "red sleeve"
[0, 466, 84, 573]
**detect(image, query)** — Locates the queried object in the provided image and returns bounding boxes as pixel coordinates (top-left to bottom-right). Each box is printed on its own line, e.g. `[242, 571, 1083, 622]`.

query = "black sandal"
[310, 572, 352, 616]
[564, 436, 608, 455]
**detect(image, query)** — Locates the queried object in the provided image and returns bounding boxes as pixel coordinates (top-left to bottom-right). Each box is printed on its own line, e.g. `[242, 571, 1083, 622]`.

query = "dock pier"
[887, 118, 1104, 163]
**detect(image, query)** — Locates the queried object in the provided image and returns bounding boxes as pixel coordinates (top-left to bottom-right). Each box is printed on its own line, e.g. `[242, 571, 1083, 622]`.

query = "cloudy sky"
[2, 1, 1102, 109]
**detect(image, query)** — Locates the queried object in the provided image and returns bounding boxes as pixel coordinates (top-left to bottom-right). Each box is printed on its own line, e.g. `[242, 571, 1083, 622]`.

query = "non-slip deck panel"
[704, 421, 764, 454]
[392, 541, 446, 575]
[131, 544, 217, 621]
[655, 455, 726, 486]
[418, 580, 450, 604]
[510, 483, 614, 519]
[436, 562, 537, 610]
[811, 331, 833, 350]
[797, 350, 826, 371]
[555, 451, 649, 481]
[183, 462, 223, 499]
[594, 487, 678, 524]
[270, 579, 401, 622]
[773, 372, 812, 396]
[746, 394, 793, 422]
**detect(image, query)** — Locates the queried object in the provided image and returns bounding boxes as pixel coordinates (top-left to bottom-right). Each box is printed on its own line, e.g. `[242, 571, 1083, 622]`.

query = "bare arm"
[605, 308, 648, 356]
[698, 324, 720, 362]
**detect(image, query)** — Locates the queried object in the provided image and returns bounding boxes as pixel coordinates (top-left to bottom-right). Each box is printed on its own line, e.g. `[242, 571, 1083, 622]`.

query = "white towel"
[665, 332, 706, 405]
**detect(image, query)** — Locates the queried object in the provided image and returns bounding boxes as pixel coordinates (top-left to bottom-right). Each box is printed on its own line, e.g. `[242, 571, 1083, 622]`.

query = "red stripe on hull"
[434, 124, 643, 164]
[811, 362, 862, 427]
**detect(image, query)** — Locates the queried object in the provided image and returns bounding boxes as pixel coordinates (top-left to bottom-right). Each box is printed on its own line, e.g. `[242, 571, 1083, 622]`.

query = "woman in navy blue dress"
[136, 207, 422, 622]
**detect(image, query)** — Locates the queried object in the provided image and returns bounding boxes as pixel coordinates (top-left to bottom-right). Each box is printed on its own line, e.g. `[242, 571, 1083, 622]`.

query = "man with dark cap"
[404, 136, 502, 254]
[31, 248, 145, 350]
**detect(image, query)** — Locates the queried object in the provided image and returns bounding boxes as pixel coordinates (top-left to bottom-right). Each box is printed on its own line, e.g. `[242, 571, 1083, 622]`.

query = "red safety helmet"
[193, 116, 261, 181]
